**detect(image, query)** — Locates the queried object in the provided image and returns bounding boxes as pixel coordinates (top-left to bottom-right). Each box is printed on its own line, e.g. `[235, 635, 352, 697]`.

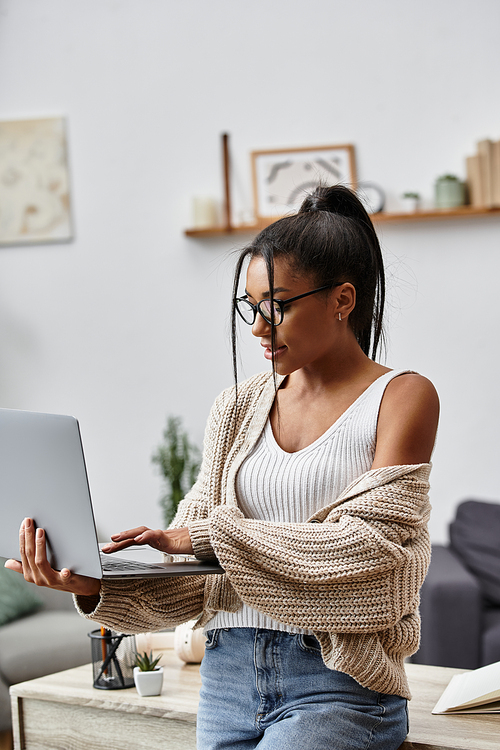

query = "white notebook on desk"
[432, 660, 500, 714]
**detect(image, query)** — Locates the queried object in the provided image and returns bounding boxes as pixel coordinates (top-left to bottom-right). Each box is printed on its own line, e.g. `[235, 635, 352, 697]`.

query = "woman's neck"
[283, 341, 386, 397]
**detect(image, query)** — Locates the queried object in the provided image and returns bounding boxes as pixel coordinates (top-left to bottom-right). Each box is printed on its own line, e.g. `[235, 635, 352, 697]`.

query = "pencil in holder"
[89, 628, 136, 689]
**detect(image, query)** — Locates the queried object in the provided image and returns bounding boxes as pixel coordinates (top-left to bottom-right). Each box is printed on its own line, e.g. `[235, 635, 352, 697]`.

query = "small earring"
[338, 313, 342, 321]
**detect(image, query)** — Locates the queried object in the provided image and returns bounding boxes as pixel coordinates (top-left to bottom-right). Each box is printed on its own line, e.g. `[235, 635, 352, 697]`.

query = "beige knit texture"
[75, 371, 432, 700]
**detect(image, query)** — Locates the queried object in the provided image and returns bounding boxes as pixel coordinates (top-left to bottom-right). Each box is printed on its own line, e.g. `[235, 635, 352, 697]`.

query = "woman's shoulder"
[372, 371, 439, 468]
[383, 371, 438, 405]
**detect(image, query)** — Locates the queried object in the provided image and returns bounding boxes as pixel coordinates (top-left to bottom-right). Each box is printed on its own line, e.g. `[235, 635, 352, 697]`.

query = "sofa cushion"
[0, 609, 91, 684]
[0, 565, 42, 626]
[481, 607, 500, 667]
[449, 499, 500, 605]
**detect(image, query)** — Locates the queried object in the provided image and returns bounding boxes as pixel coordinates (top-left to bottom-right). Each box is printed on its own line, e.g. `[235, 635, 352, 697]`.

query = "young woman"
[7, 185, 439, 750]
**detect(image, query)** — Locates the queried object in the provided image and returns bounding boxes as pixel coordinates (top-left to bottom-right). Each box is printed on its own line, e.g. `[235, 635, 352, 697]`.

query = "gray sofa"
[0, 574, 91, 732]
[412, 499, 500, 670]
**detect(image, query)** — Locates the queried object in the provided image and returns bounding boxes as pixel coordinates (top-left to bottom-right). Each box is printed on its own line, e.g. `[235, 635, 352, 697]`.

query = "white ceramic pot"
[133, 666, 164, 696]
[401, 196, 420, 213]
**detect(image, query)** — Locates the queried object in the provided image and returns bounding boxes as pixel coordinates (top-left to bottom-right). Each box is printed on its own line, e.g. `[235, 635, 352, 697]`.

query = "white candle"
[192, 197, 219, 228]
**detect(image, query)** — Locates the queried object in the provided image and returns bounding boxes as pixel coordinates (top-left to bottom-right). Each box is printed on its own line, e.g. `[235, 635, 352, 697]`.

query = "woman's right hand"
[4, 518, 101, 598]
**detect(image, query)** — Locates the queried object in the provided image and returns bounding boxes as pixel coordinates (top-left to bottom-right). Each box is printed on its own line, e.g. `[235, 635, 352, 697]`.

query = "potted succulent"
[133, 650, 164, 696]
[435, 174, 465, 209]
[401, 192, 421, 212]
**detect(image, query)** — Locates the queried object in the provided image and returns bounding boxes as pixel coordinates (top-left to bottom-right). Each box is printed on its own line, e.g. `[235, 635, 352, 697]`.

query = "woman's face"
[244, 255, 346, 376]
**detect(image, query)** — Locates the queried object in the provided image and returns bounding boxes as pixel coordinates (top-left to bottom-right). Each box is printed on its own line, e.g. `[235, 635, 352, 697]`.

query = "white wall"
[0, 0, 499, 542]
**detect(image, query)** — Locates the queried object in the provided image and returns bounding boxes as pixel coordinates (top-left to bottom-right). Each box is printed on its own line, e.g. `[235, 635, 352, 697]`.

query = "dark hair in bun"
[231, 184, 385, 382]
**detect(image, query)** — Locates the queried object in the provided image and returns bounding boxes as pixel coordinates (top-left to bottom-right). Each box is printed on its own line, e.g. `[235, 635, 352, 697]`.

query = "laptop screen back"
[0, 408, 102, 578]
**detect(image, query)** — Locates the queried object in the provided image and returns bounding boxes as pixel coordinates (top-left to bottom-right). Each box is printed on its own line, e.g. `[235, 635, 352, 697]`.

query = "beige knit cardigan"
[75, 371, 432, 700]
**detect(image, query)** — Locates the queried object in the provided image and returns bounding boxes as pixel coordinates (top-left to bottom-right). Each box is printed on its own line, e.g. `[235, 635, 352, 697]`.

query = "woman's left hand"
[5, 518, 101, 597]
[101, 526, 194, 556]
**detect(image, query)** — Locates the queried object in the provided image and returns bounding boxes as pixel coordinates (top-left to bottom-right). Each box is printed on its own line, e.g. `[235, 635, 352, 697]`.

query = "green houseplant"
[152, 416, 201, 527]
[134, 651, 163, 672]
[133, 650, 164, 696]
[401, 192, 421, 212]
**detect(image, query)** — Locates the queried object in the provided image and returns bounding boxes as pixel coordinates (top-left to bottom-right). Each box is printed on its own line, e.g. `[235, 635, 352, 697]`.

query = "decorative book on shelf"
[432, 660, 500, 715]
[466, 138, 500, 208]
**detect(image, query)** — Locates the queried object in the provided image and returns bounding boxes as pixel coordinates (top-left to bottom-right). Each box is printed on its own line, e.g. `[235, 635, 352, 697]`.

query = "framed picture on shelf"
[251, 144, 357, 221]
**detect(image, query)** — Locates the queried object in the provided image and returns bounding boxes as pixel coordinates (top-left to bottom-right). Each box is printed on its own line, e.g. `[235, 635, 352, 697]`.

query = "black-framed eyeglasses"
[234, 283, 341, 327]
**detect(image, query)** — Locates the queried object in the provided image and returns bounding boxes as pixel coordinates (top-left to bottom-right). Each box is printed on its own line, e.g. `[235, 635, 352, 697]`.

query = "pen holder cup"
[89, 629, 137, 690]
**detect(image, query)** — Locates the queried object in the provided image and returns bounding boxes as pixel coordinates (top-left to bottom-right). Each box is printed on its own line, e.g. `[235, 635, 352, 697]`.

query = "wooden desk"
[402, 663, 499, 749]
[11, 654, 200, 750]
[10, 658, 499, 750]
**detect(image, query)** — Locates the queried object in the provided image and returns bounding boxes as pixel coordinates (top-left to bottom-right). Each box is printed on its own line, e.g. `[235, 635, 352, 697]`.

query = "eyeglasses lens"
[236, 298, 283, 326]
[236, 299, 256, 325]
[260, 299, 282, 325]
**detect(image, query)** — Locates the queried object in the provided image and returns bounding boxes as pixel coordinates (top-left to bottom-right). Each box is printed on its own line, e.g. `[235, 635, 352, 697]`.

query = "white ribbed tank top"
[206, 368, 410, 634]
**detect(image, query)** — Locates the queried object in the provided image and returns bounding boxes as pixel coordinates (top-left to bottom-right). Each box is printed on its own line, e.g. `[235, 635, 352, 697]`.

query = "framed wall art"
[0, 117, 73, 246]
[251, 143, 357, 221]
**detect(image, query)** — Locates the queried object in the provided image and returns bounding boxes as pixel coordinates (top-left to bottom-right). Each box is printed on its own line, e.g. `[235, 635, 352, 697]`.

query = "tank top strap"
[363, 368, 416, 415]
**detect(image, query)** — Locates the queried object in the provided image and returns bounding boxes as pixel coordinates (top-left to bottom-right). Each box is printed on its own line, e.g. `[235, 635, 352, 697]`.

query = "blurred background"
[0, 0, 499, 541]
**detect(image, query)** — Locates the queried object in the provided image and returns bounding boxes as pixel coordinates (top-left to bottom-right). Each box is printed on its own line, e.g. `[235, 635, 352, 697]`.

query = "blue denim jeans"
[197, 628, 408, 750]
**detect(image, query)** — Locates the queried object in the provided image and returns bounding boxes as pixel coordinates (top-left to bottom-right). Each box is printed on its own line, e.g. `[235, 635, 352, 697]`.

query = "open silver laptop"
[0, 407, 223, 579]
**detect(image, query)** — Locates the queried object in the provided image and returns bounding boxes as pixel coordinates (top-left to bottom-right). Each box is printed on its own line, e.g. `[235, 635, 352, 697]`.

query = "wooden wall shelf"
[184, 223, 260, 237]
[184, 206, 500, 237]
[371, 206, 500, 224]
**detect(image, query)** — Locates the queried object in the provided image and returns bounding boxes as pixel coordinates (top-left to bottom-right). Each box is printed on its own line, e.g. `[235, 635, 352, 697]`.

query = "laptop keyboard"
[99, 553, 166, 572]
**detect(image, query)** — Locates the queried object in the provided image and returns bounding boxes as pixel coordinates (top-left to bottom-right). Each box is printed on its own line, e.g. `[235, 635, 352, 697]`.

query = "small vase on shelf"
[434, 175, 465, 209]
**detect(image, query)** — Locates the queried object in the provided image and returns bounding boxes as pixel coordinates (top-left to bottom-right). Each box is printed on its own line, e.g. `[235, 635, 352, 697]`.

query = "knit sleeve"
[206, 464, 432, 633]
[74, 575, 206, 633]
